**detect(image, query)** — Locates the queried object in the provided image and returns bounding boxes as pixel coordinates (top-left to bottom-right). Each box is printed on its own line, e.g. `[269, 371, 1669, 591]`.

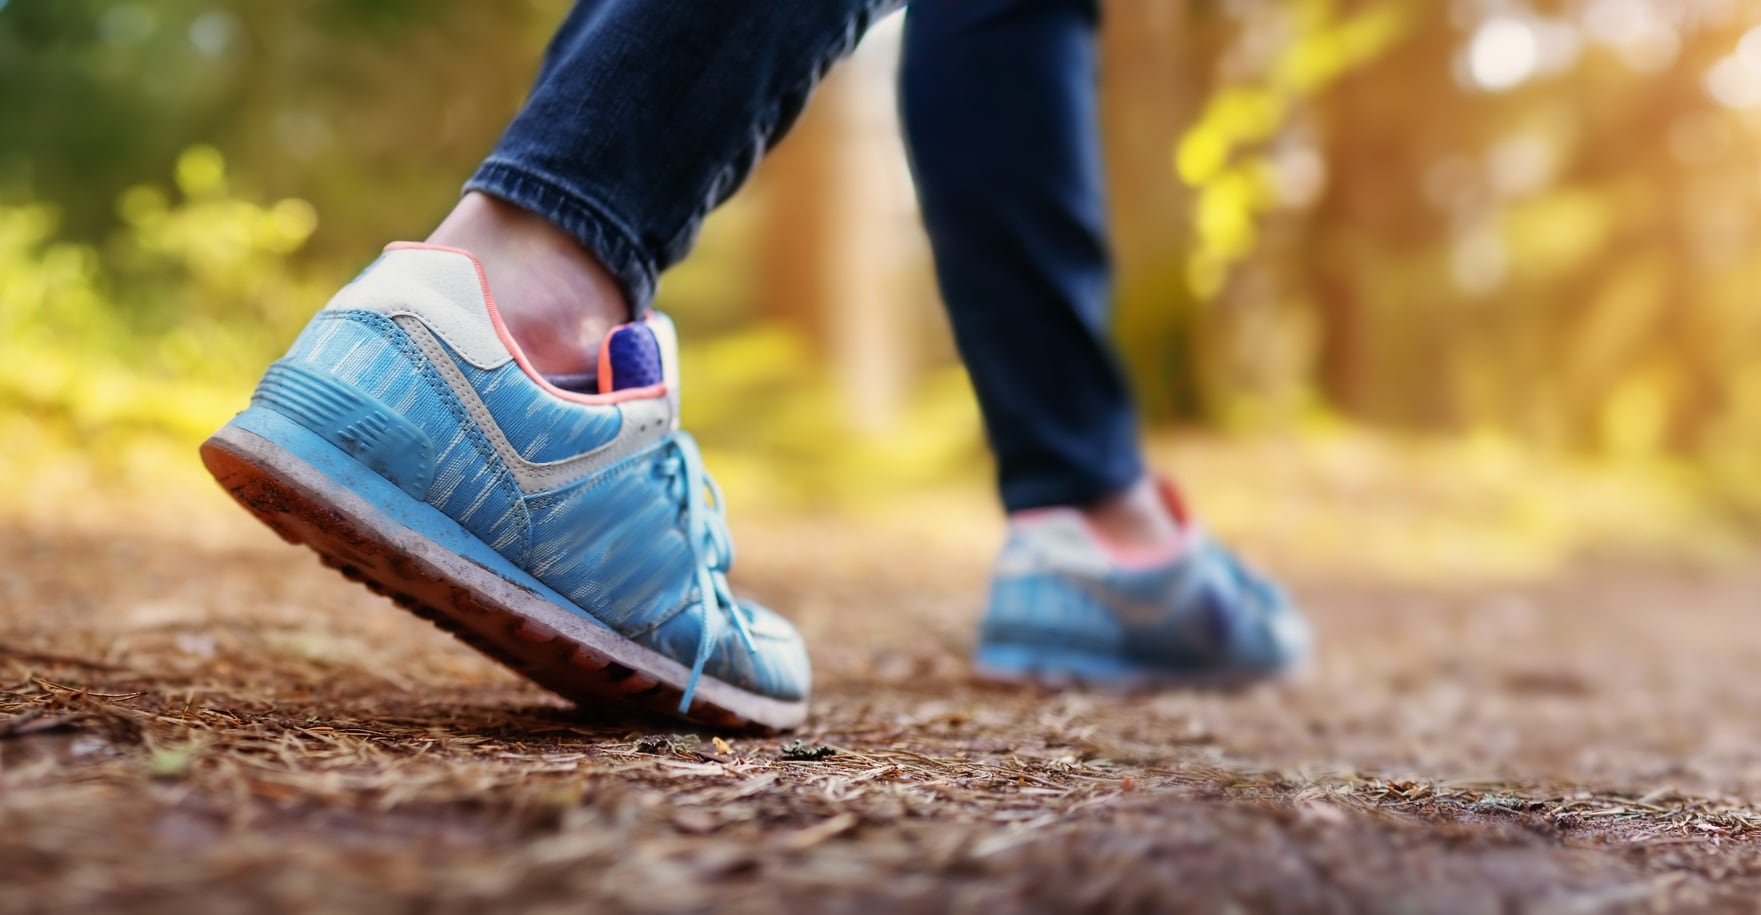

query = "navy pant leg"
[899, 0, 1144, 513]
[469, 0, 900, 310]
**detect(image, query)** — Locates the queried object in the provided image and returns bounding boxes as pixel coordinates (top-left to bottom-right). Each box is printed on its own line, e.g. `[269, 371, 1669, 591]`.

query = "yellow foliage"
[1173, 1, 1408, 299]
[1600, 372, 1673, 459]
[1161, 428, 1744, 582]
[1562, 255, 1666, 395]
[174, 145, 228, 199]
[1499, 188, 1612, 281]
[1274, 3, 1408, 93]
[1174, 128, 1232, 189]
[1186, 251, 1227, 301]
[679, 324, 988, 511]
[1175, 87, 1286, 187]
[1193, 165, 1273, 261]
[1, 147, 323, 443]
[1701, 366, 1761, 517]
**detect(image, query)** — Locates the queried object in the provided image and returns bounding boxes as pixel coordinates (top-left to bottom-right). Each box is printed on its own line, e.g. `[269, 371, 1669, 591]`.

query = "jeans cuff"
[998, 457, 1144, 514]
[465, 159, 658, 313]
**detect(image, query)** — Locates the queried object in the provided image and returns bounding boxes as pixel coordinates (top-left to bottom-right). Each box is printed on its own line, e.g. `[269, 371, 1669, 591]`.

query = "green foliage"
[0, 147, 319, 444]
[0, 0, 549, 254]
[0, 1, 230, 237]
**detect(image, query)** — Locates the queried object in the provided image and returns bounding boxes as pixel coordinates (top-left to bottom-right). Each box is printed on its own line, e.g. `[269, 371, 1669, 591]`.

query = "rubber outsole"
[199, 421, 806, 733]
[972, 642, 1303, 693]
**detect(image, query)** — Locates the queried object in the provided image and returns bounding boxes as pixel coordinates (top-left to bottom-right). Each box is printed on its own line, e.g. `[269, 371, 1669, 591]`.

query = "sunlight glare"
[1468, 18, 1539, 92]
[1582, 0, 1678, 73]
[1706, 55, 1761, 109]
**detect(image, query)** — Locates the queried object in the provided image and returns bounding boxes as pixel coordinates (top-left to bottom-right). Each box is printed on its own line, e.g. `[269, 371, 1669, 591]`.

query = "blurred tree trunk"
[754, 32, 910, 435]
[1306, 4, 1455, 428]
[1306, 69, 1372, 422]
[755, 78, 838, 349]
[1099, 0, 1208, 423]
[759, 8, 1207, 430]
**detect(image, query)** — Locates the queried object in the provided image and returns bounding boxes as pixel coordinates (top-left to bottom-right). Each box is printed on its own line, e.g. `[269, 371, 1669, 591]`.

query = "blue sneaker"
[974, 483, 1311, 687]
[200, 243, 809, 730]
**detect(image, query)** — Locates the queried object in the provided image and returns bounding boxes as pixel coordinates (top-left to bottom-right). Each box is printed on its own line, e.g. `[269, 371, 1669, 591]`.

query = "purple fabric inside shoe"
[604, 323, 663, 391]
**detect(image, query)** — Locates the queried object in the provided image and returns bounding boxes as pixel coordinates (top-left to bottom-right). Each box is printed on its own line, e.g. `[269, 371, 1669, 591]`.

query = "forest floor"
[5, 447, 1761, 914]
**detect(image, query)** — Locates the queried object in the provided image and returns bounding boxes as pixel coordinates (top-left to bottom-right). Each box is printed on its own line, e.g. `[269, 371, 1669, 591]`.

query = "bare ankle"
[1076, 476, 1184, 554]
[427, 192, 629, 376]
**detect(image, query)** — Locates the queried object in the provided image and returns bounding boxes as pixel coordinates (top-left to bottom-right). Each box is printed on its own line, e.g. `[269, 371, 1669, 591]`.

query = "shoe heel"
[250, 361, 436, 499]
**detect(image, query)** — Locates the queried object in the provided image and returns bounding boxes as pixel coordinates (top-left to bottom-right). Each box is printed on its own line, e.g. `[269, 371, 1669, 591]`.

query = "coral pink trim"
[1156, 476, 1193, 526]
[383, 242, 666, 406]
[596, 329, 617, 397]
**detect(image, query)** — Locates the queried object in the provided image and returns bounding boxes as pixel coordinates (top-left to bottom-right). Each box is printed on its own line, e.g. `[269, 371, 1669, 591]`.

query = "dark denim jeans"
[468, 0, 1143, 513]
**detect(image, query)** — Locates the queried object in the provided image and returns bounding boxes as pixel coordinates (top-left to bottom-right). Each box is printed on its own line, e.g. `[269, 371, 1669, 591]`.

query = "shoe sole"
[199, 413, 807, 732]
[972, 642, 1303, 693]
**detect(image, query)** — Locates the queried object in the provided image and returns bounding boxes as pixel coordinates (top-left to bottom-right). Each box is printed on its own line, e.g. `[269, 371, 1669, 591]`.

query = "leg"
[433, 0, 897, 375]
[204, 0, 900, 729]
[901, 0, 1311, 685]
[900, 0, 1144, 517]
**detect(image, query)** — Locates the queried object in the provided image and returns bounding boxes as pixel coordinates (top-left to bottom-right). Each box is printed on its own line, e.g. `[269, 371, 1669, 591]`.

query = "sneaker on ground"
[974, 481, 1311, 687]
[200, 243, 809, 730]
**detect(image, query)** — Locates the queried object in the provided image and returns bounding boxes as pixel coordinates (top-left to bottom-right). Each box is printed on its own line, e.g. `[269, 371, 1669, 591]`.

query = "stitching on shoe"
[329, 310, 533, 566]
[383, 307, 512, 371]
[393, 316, 669, 495]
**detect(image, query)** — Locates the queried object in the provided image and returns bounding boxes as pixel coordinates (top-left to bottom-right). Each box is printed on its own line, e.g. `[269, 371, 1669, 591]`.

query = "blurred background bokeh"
[4, 0, 1758, 578]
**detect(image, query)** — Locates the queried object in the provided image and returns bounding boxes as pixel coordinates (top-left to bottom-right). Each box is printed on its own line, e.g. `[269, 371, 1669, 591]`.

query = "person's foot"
[199, 243, 809, 730]
[974, 480, 1311, 687]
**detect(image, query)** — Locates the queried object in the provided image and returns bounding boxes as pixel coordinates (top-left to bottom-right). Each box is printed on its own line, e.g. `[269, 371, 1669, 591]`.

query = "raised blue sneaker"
[200, 243, 809, 730]
[974, 482, 1311, 687]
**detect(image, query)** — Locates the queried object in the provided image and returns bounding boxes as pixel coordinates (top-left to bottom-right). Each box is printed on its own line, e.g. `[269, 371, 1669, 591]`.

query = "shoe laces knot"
[658, 432, 756, 712]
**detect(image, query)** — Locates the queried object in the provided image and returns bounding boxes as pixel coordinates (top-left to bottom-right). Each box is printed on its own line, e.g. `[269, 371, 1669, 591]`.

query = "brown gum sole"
[198, 426, 806, 733]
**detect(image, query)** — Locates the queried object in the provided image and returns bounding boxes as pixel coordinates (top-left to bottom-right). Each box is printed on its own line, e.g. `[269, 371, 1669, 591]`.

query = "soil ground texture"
[5, 486, 1761, 913]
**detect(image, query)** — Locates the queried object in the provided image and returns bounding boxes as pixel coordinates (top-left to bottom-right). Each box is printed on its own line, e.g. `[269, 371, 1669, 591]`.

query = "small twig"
[32, 678, 144, 701]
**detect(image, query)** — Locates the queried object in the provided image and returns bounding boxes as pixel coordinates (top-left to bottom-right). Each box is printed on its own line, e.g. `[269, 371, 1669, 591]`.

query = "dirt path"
[5, 504, 1761, 913]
